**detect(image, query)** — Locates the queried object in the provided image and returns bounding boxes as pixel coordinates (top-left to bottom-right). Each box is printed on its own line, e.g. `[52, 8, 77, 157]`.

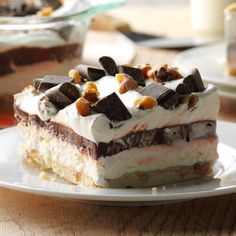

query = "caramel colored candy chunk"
[119, 76, 138, 94]
[82, 82, 99, 103]
[141, 64, 152, 79]
[134, 96, 157, 110]
[37, 7, 53, 16]
[115, 73, 130, 83]
[69, 69, 82, 84]
[76, 98, 91, 116]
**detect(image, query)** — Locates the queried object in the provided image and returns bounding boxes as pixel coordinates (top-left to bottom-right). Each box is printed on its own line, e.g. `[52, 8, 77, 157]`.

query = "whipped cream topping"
[14, 76, 220, 144]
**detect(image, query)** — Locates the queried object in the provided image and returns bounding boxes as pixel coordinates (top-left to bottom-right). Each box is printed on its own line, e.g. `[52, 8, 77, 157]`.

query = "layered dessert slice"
[14, 57, 220, 188]
[0, 0, 85, 106]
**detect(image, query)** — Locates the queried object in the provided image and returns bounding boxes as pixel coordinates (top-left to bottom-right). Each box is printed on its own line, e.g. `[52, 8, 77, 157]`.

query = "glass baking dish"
[0, 0, 125, 107]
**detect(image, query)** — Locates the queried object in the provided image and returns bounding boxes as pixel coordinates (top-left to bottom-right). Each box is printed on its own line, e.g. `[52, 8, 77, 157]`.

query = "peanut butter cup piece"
[118, 65, 145, 87]
[99, 56, 118, 76]
[76, 65, 105, 81]
[140, 83, 179, 109]
[92, 92, 132, 121]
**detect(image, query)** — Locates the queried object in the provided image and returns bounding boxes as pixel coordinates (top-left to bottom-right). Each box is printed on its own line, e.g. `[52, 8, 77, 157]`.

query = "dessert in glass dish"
[14, 56, 220, 188]
[0, 0, 124, 107]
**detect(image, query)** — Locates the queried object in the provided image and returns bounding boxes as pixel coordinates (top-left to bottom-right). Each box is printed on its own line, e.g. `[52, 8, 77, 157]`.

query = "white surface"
[173, 42, 236, 94]
[0, 121, 236, 206]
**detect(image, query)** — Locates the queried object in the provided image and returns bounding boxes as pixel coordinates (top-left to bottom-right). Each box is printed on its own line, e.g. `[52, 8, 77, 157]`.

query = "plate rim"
[172, 42, 236, 89]
[0, 122, 236, 202]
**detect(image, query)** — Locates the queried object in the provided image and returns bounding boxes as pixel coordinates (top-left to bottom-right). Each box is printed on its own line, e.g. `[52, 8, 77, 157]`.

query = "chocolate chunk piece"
[183, 68, 205, 92]
[118, 65, 145, 87]
[92, 92, 132, 121]
[34, 75, 73, 92]
[175, 83, 191, 95]
[155, 66, 182, 82]
[140, 83, 179, 109]
[99, 56, 118, 76]
[76, 65, 105, 81]
[45, 83, 81, 109]
[59, 82, 81, 102]
[46, 88, 71, 109]
[164, 80, 191, 95]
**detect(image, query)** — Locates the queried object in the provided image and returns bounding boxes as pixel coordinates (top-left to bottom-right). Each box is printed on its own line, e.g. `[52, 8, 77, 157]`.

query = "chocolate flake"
[34, 75, 73, 92]
[92, 92, 132, 121]
[183, 68, 205, 92]
[175, 83, 191, 95]
[118, 65, 145, 87]
[99, 56, 118, 76]
[59, 82, 81, 102]
[45, 83, 81, 109]
[140, 83, 179, 109]
[76, 65, 105, 81]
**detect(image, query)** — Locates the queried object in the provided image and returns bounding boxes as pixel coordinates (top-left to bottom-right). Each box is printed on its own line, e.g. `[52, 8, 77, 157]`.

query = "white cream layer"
[14, 76, 220, 144]
[19, 124, 218, 186]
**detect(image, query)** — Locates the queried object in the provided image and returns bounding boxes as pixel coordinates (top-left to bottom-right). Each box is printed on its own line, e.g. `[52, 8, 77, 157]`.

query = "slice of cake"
[14, 57, 220, 188]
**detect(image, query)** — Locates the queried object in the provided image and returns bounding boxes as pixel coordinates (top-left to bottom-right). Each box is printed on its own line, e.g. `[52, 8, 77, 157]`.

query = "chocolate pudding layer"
[14, 105, 217, 160]
[0, 43, 81, 76]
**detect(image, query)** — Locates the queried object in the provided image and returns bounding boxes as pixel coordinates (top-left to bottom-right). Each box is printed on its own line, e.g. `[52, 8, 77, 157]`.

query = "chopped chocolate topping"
[76, 65, 105, 81]
[99, 56, 118, 76]
[155, 66, 182, 82]
[0, 3, 39, 17]
[0, 0, 62, 17]
[175, 83, 191, 95]
[183, 68, 205, 92]
[34, 75, 73, 92]
[59, 82, 81, 102]
[45, 83, 81, 109]
[140, 83, 179, 109]
[92, 92, 132, 121]
[118, 65, 145, 87]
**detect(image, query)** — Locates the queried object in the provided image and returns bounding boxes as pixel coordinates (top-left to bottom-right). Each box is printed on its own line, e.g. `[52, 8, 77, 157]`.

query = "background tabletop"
[1, 4, 236, 236]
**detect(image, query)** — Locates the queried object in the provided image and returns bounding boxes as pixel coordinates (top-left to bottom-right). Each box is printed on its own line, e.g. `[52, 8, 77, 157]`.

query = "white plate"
[173, 42, 236, 92]
[0, 121, 236, 206]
